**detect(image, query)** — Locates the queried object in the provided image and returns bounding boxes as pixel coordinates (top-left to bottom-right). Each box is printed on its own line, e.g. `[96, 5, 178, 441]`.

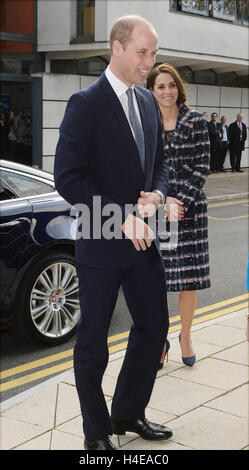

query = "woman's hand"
[165, 196, 185, 221]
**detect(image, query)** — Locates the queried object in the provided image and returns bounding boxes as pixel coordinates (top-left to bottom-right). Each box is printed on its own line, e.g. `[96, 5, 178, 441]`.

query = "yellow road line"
[169, 301, 248, 333]
[1, 295, 248, 392]
[0, 331, 130, 380]
[170, 293, 248, 324]
[0, 360, 74, 393]
[208, 215, 249, 221]
[107, 331, 129, 344]
[0, 349, 73, 380]
[208, 199, 249, 208]
[0, 342, 130, 393]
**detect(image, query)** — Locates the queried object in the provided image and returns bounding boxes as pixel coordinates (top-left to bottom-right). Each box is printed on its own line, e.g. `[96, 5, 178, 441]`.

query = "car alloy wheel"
[30, 261, 80, 340]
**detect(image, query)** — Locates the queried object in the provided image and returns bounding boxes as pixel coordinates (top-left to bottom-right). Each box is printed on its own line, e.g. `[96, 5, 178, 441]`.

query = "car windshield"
[0, 170, 55, 198]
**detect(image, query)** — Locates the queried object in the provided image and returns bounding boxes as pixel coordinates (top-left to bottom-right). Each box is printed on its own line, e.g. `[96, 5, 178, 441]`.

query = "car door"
[0, 180, 33, 311]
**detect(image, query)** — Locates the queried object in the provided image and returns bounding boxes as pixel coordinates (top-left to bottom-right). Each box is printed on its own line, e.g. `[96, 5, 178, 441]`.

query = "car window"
[0, 170, 55, 198]
[0, 182, 17, 201]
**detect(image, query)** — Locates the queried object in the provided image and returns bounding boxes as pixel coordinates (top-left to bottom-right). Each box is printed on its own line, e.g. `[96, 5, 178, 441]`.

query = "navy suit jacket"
[54, 73, 169, 268]
[229, 121, 247, 151]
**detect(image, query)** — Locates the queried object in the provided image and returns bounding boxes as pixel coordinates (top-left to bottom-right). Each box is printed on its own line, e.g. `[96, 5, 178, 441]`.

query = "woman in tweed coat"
[146, 63, 211, 367]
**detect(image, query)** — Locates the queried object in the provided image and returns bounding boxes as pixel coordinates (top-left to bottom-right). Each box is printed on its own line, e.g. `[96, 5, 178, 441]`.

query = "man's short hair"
[110, 15, 156, 54]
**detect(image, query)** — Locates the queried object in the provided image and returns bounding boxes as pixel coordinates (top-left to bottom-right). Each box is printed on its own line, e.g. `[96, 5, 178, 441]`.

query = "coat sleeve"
[150, 93, 169, 199]
[176, 113, 210, 210]
[54, 92, 127, 221]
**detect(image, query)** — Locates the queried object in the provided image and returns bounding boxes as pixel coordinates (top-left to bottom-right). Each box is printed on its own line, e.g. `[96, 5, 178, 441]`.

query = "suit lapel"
[99, 74, 144, 176]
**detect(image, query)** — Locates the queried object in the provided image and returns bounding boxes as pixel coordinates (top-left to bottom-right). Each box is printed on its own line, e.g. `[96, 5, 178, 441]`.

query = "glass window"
[170, 0, 182, 10]
[0, 181, 16, 201]
[0, 170, 54, 198]
[217, 71, 238, 86]
[51, 57, 107, 76]
[177, 66, 193, 83]
[181, 0, 209, 15]
[235, 0, 243, 20]
[77, 0, 95, 37]
[170, 0, 248, 23]
[212, 0, 235, 20]
[194, 69, 216, 85]
[243, 0, 249, 23]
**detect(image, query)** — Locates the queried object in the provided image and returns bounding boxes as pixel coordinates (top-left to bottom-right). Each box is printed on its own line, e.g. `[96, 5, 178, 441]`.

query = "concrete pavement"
[0, 169, 248, 451]
[0, 308, 248, 450]
[205, 168, 249, 202]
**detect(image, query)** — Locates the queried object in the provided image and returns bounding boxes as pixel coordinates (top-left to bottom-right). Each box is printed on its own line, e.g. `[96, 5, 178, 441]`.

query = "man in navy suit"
[207, 112, 223, 172]
[54, 15, 172, 450]
[229, 113, 247, 172]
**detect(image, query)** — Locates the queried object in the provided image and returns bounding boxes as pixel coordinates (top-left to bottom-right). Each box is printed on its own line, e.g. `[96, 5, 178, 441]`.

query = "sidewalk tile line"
[0, 308, 246, 413]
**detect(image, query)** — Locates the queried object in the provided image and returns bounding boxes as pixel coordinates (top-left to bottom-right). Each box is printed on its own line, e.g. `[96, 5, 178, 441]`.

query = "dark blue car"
[0, 160, 80, 345]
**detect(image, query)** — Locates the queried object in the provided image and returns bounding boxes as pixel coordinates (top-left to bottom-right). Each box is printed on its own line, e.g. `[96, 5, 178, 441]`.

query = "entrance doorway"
[0, 80, 32, 165]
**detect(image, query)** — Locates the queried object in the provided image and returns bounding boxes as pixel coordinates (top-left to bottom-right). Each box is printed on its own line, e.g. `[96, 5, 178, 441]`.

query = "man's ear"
[112, 40, 124, 58]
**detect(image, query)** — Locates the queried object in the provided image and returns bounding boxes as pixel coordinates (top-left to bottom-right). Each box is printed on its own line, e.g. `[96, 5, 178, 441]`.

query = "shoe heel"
[166, 352, 169, 362]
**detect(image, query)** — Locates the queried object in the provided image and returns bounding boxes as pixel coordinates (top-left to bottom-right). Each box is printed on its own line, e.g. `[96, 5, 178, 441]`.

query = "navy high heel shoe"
[158, 339, 170, 370]
[179, 332, 196, 367]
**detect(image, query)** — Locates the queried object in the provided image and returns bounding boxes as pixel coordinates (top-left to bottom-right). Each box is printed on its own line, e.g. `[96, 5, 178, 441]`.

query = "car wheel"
[12, 252, 81, 345]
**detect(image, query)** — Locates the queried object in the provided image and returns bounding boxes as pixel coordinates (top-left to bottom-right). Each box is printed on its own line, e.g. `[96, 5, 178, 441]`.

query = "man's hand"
[121, 213, 155, 251]
[137, 191, 161, 218]
[165, 196, 184, 221]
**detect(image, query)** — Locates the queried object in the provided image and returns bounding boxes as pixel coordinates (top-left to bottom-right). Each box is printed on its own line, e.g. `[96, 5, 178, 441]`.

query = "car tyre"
[11, 251, 81, 346]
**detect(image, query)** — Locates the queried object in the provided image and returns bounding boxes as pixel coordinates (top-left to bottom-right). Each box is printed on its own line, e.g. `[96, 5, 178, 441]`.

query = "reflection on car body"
[0, 160, 80, 346]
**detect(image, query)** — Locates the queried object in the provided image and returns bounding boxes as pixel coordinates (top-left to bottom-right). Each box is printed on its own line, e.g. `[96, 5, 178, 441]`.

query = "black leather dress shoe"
[111, 418, 173, 441]
[84, 436, 117, 450]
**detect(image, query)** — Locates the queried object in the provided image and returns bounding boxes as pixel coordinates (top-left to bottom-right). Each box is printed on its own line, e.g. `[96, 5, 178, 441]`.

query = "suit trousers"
[210, 140, 219, 171]
[218, 142, 229, 170]
[230, 142, 243, 170]
[74, 244, 169, 441]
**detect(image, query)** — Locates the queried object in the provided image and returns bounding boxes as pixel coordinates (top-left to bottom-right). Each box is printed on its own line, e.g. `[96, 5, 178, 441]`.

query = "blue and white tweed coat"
[162, 104, 211, 291]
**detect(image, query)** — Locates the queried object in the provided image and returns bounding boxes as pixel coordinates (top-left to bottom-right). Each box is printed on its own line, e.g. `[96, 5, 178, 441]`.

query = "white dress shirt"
[221, 125, 228, 142]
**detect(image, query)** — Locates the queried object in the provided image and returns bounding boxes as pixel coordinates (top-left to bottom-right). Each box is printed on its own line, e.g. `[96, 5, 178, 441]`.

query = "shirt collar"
[105, 65, 134, 98]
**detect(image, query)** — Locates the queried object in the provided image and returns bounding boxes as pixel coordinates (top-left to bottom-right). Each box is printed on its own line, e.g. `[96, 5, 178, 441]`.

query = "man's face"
[113, 24, 158, 87]
[237, 114, 243, 122]
[221, 117, 227, 125]
[211, 114, 218, 122]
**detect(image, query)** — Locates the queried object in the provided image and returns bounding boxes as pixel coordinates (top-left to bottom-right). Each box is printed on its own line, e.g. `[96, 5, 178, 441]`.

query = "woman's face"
[151, 72, 179, 109]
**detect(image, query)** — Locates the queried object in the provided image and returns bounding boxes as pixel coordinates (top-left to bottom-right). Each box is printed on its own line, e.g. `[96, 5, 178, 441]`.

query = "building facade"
[1, 0, 248, 170]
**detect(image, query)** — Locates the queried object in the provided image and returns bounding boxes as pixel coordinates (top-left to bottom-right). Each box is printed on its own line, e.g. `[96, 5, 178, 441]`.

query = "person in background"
[15, 107, 26, 163]
[146, 63, 211, 369]
[7, 109, 17, 161]
[0, 111, 9, 158]
[218, 115, 229, 172]
[229, 113, 247, 173]
[23, 116, 32, 166]
[207, 112, 223, 173]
